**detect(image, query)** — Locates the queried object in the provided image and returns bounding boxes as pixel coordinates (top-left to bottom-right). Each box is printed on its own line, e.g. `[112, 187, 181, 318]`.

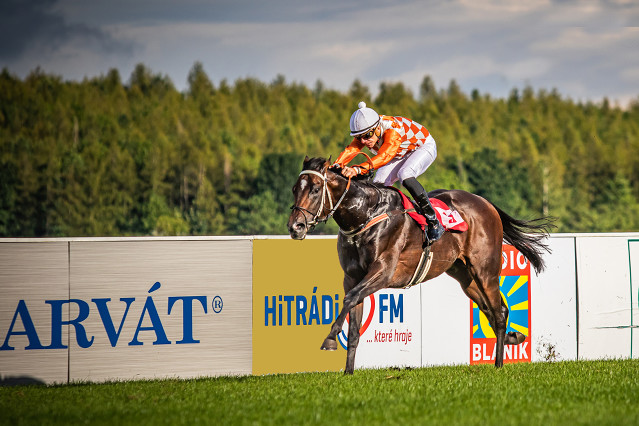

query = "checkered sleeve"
[334, 138, 365, 166]
[357, 129, 402, 171]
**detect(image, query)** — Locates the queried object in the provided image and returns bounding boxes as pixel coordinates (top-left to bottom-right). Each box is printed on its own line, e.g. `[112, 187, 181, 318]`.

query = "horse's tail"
[491, 203, 555, 274]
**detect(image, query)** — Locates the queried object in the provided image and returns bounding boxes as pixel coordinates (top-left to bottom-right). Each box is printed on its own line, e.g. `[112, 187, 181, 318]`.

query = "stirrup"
[425, 221, 445, 246]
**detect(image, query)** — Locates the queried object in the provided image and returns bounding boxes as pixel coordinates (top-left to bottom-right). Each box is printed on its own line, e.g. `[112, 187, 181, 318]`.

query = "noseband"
[291, 170, 351, 231]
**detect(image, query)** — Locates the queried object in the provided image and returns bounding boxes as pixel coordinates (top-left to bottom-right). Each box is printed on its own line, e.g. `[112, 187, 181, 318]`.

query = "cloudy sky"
[1, 0, 638, 106]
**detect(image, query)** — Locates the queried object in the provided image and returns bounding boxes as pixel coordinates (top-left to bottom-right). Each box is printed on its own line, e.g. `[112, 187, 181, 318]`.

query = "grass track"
[2, 359, 639, 425]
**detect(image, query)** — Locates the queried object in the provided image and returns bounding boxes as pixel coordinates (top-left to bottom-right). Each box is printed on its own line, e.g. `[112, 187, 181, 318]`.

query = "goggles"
[357, 127, 377, 141]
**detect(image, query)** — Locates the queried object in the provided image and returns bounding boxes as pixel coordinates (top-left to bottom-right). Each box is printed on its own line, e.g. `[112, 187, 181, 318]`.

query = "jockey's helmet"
[349, 102, 380, 136]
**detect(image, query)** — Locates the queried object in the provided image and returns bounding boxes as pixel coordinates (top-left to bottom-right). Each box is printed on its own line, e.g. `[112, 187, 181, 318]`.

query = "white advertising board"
[532, 236, 578, 362]
[353, 286, 422, 369]
[576, 236, 634, 359]
[629, 240, 639, 359]
[68, 240, 252, 382]
[0, 242, 70, 384]
[420, 273, 470, 366]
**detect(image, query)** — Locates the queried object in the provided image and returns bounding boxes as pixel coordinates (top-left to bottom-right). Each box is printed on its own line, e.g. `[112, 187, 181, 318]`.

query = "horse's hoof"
[506, 331, 526, 345]
[320, 338, 337, 351]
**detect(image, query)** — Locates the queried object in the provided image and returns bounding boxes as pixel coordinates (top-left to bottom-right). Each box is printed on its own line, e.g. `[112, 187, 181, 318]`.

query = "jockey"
[332, 101, 445, 244]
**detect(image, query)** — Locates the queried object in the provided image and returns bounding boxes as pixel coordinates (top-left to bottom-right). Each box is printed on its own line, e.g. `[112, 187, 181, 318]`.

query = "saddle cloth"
[395, 188, 468, 233]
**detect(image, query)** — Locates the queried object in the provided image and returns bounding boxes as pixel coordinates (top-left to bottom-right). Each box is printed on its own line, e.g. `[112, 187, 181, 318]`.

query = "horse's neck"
[332, 180, 399, 232]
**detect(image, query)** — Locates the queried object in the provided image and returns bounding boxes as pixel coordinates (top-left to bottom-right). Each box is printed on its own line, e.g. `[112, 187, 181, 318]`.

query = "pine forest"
[1, 62, 639, 237]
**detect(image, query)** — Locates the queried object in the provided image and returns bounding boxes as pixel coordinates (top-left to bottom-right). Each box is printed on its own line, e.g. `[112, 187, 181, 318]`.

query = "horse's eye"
[311, 187, 320, 194]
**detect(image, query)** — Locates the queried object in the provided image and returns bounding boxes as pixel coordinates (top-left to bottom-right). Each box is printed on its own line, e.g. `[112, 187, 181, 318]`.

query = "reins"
[339, 208, 414, 237]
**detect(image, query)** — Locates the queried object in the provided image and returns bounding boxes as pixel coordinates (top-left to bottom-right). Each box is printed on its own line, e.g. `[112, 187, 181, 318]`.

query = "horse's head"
[288, 156, 335, 240]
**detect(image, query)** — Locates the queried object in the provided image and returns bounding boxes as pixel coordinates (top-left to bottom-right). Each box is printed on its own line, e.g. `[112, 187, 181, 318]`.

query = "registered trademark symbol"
[212, 296, 223, 313]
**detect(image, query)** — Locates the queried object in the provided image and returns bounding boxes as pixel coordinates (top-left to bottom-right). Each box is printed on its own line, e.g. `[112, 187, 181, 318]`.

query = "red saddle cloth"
[394, 188, 468, 233]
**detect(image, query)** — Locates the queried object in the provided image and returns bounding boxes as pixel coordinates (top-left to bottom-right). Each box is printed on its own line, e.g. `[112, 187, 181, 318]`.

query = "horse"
[288, 156, 554, 374]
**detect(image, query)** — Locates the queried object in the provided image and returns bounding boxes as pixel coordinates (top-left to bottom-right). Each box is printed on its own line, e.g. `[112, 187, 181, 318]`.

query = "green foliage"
[230, 190, 288, 235]
[1, 64, 639, 236]
[461, 148, 535, 218]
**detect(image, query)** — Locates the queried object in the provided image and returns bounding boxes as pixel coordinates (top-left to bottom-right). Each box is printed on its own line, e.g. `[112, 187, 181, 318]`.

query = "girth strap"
[404, 247, 434, 289]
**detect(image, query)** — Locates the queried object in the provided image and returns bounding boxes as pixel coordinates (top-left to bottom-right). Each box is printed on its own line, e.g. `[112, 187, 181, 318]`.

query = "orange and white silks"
[334, 115, 431, 172]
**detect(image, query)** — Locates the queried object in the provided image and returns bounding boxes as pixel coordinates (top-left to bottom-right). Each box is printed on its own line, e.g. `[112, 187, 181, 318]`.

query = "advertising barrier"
[420, 273, 469, 366]
[67, 240, 252, 382]
[1, 233, 638, 383]
[576, 235, 639, 360]
[0, 242, 70, 384]
[630, 240, 639, 358]
[470, 244, 532, 365]
[348, 286, 422, 370]
[252, 238, 344, 375]
[531, 236, 578, 362]
[1, 238, 252, 384]
[252, 238, 423, 374]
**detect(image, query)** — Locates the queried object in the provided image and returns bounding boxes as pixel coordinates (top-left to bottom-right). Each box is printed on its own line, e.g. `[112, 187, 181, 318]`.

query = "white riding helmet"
[349, 101, 380, 136]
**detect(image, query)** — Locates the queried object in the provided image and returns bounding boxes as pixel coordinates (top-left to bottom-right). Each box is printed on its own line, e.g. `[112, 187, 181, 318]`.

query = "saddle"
[393, 188, 468, 288]
[340, 187, 468, 237]
[394, 188, 468, 233]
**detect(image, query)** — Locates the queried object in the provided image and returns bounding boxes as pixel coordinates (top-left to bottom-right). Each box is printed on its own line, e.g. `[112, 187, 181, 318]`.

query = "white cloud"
[457, 0, 552, 18]
[531, 27, 637, 52]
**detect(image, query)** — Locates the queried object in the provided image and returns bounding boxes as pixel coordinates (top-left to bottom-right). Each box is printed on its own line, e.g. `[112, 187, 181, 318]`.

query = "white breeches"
[373, 134, 437, 186]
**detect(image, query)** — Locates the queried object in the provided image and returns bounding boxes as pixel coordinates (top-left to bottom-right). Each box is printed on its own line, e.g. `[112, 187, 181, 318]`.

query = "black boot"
[402, 177, 445, 244]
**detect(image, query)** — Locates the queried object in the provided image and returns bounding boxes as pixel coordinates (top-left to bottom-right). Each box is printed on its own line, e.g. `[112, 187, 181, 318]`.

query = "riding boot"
[402, 177, 445, 245]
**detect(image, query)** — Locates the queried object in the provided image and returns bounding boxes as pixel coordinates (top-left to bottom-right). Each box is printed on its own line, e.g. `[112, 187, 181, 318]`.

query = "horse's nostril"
[294, 222, 305, 231]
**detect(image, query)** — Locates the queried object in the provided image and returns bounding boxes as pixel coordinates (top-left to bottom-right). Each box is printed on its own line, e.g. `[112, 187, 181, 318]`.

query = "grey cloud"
[53, 0, 391, 26]
[0, 0, 134, 61]
[1, 0, 636, 105]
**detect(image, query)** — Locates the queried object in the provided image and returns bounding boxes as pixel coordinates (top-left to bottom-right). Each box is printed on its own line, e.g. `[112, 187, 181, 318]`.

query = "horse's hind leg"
[344, 303, 363, 375]
[448, 260, 507, 367]
[502, 300, 526, 345]
[467, 284, 524, 345]
[480, 277, 507, 367]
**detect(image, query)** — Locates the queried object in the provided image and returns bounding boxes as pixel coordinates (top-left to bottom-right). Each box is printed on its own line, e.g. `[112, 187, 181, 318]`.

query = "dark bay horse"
[288, 156, 553, 374]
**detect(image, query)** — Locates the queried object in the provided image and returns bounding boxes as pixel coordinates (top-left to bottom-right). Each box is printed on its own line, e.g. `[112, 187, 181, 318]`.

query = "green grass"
[2, 359, 639, 425]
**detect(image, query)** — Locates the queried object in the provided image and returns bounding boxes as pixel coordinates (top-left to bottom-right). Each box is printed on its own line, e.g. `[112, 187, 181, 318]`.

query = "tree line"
[1, 62, 639, 237]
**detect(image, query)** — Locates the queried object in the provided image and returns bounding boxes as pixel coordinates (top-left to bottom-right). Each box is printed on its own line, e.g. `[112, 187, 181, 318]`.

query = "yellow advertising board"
[252, 238, 346, 375]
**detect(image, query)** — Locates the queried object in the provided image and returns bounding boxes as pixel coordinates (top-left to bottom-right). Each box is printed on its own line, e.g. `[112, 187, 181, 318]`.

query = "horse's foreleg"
[321, 267, 390, 352]
[344, 303, 363, 375]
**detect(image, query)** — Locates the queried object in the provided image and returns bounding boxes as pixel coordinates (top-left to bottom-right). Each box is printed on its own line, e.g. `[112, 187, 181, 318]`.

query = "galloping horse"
[288, 156, 553, 374]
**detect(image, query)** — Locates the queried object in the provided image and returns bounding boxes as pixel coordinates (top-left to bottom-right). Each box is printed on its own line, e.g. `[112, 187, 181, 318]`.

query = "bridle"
[290, 169, 351, 232]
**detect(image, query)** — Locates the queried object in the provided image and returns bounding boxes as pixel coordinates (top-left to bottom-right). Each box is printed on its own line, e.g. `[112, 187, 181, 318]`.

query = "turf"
[2, 359, 639, 425]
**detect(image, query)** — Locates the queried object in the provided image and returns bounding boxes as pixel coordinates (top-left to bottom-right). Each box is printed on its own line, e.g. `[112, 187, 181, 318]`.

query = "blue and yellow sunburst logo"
[472, 275, 529, 338]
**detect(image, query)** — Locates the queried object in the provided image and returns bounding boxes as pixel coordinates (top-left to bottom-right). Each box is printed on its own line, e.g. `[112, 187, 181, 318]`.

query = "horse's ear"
[323, 157, 332, 172]
[328, 155, 332, 164]
[304, 155, 310, 162]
